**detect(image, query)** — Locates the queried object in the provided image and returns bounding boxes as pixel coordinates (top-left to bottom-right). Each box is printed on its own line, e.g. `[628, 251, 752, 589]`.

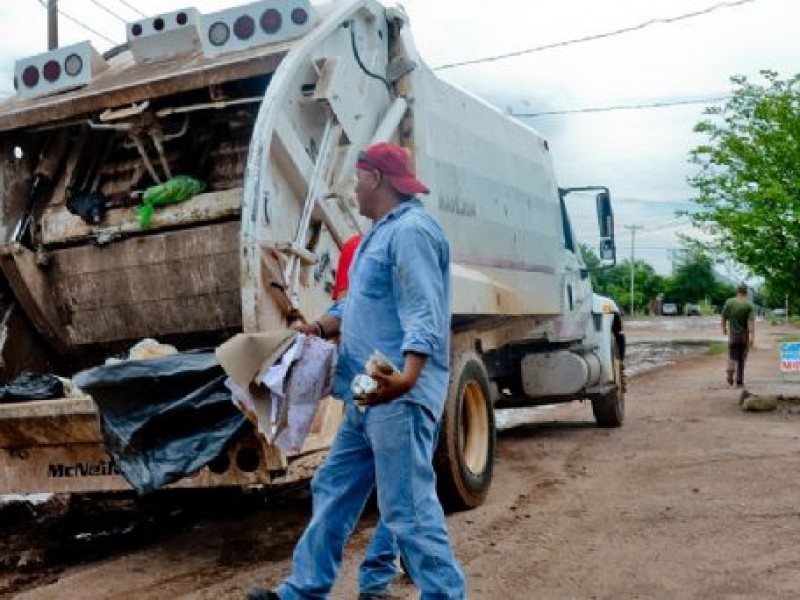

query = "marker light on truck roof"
[14, 41, 108, 99]
[64, 53, 83, 77]
[291, 8, 309, 25]
[234, 15, 256, 40]
[260, 8, 282, 34]
[200, 0, 317, 58]
[21, 66, 39, 88]
[208, 22, 231, 46]
[42, 60, 61, 83]
[126, 8, 202, 64]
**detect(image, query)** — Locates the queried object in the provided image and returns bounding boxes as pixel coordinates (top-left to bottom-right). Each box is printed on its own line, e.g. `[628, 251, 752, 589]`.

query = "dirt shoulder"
[4, 318, 800, 599]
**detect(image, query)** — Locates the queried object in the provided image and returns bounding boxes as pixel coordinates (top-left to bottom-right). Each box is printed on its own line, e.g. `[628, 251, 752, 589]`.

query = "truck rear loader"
[0, 0, 623, 509]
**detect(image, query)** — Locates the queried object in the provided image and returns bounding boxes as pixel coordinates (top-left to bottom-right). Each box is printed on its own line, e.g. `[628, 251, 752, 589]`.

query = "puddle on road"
[625, 341, 711, 378]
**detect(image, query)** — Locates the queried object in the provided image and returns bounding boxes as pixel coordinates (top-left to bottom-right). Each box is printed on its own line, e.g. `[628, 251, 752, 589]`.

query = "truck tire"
[591, 338, 625, 427]
[434, 352, 496, 510]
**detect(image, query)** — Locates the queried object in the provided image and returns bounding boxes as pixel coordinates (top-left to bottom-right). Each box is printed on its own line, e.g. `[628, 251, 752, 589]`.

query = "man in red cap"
[250, 142, 465, 600]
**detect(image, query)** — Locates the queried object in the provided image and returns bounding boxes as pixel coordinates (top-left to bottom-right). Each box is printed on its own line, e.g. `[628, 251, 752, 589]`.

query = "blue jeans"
[277, 401, 466, 600]
[359, 519, 398, 594]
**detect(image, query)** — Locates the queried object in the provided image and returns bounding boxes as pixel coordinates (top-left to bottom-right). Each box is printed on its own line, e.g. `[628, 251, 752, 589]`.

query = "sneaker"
[245, 589, 280, 600]
[726, 371, 734, 386]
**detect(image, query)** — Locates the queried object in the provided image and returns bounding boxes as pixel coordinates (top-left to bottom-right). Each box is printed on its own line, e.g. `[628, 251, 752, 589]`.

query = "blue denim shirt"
[328, 199, 451, 419]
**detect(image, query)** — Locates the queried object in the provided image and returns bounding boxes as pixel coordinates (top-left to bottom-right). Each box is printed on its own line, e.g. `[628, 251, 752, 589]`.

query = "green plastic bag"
[137, 175, 206, 229]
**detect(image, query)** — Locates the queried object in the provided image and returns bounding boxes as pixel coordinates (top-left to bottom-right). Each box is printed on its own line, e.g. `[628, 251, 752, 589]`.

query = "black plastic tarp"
[74, 351, 247, 494]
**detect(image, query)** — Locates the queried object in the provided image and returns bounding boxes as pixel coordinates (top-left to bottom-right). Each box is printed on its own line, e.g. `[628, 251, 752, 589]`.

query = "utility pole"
[47, 0, 58, 50]
[624, 225, 643, 315]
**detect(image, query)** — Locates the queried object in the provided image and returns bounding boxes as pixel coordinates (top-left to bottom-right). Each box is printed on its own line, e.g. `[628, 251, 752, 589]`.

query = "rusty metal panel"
[0, 397, 101, 448]
[2, 221, 243, 349]
[0, 244, 69, 353]
[0, 302, 54, 380]
[40, 188, 243, 246]
[48, 221, 242, 346]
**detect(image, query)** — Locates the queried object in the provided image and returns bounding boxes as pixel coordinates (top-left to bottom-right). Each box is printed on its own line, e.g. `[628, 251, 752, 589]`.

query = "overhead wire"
[113, 0, 147, 18]
[512, 96, 729, 117]
[433, 0, 758, 71]
[33, 0, 118, 46]
[88, 0, 128, 24]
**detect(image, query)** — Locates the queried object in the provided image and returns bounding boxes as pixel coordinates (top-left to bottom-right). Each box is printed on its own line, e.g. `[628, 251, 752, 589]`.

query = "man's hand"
[289, 315, 341, 338]
[290, 319, 319, 336]
[359, 370, 417, 406]
[357, 352, 427, 407]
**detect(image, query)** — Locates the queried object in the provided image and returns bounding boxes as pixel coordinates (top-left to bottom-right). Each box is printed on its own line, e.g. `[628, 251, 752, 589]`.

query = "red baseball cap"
[357, 142, 429, 195]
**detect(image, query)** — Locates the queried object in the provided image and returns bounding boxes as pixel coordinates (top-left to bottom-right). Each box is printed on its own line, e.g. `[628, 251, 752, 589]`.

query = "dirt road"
[3, 317, 800, 599]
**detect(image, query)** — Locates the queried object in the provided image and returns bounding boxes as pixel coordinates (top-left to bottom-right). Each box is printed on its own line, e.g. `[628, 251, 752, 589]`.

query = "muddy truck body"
[0, 0, 622, 508]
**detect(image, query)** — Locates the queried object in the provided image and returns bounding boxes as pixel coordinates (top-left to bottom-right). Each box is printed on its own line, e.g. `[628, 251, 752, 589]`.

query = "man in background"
[721, 284, 755, 387]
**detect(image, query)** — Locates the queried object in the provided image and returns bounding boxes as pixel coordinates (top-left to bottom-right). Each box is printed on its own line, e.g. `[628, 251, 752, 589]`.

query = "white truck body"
[0, 0, 622, 507]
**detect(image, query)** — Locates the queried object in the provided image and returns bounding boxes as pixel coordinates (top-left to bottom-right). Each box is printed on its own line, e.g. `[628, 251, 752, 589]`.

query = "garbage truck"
[0, 0, 623, 509]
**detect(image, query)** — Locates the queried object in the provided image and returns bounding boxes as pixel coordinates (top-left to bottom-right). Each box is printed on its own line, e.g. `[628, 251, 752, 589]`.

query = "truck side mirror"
[599, 238, 615, 264]
[596, 191, 616, 266]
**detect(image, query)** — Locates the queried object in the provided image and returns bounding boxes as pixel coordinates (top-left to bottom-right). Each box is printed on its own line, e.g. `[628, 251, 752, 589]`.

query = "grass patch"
[707, 342, 727, 356]
[778, 334, 800, 343]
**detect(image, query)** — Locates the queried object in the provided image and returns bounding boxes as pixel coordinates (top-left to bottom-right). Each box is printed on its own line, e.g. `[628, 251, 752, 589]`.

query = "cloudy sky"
[1, 0, 798, 274]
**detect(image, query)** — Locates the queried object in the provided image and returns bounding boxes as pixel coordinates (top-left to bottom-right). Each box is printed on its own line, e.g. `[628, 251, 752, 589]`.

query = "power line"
[34, 0, 118, 46]
[433, 0, 757, 71]
[88, 0, 128, 24]
[112, 0, 146, 19]
[512, 96, 729, 117]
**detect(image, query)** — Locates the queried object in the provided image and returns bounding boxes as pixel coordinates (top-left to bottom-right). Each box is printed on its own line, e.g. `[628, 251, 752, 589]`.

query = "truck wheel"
[591, 339, 625, 427]
[434, 353, 496, 510]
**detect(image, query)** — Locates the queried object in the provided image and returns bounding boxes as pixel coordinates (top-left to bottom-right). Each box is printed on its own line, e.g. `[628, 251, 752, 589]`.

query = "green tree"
[688, 71, 800, 309]
[665, 246, 717, 307]
[581, 244, 665, 313]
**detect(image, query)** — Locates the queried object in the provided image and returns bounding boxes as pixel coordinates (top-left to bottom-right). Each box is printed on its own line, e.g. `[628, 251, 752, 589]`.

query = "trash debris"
[74, 351, 246, 494]
[104, 338, 179, 365]
[137, 175, 205, 229]
[0, 372, 64, 403]
[216, 331, 336, 453]
[128, 338, 178, 361]
[56, 376, 84, 398]
[67, 190, 107, 224]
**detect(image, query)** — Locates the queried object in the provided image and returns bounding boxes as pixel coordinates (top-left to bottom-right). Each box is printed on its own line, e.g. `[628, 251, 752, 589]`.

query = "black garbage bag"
[0, 372, 64, 403]
[73, 351, 247, 495]
[67, 190, 107, 224]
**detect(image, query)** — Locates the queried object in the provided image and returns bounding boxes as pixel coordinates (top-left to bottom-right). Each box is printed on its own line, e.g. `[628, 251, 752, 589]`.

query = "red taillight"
[234, 15, 255, 40]
[291, 8, 308, 25]
[22, 65, 39, 88]
[176, 12, 188, 26]
[260, 9, 282, 34]
[153, 17, 165, 31]
[131, 23, 143, 36]
[43, 60, 61, 82]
